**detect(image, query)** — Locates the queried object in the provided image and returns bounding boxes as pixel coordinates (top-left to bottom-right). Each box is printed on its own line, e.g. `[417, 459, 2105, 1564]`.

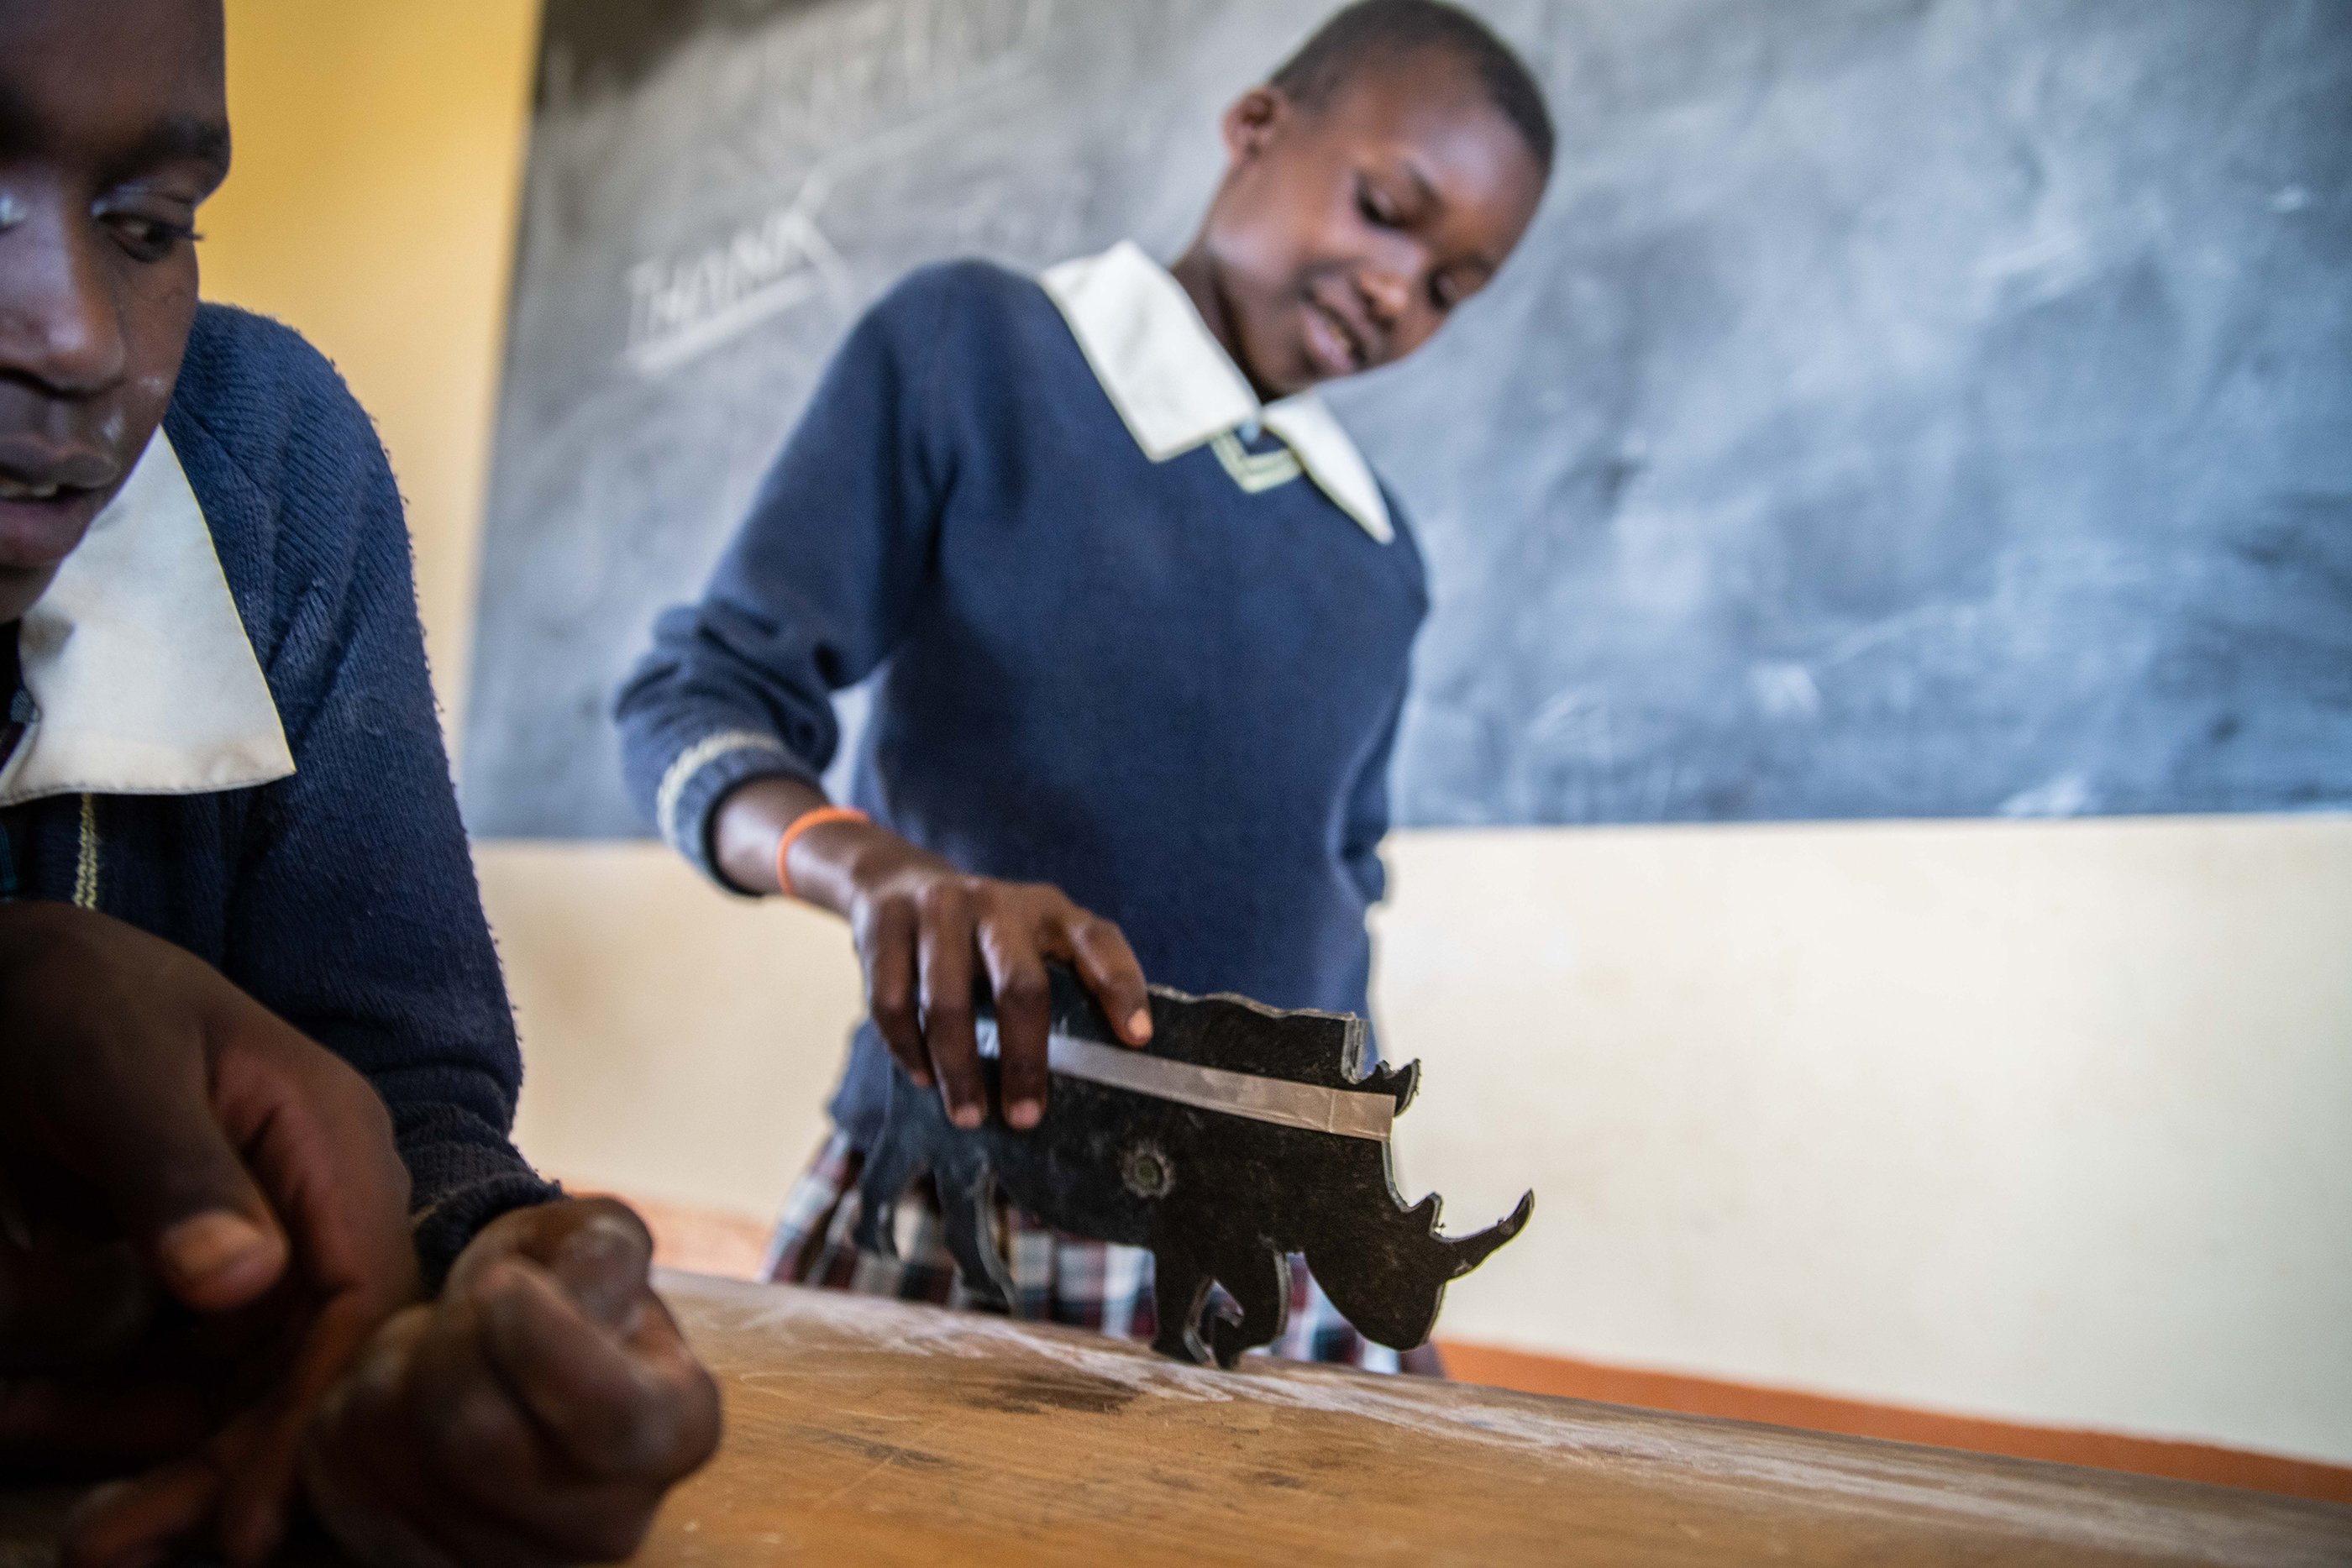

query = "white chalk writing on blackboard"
[624, 191, 848, 378]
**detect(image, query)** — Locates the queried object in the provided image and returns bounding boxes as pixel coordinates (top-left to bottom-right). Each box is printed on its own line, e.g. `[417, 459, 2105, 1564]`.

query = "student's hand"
[0, 902, 418, 1566]
[714, 776, 1153, 1131]
[299, 1197, 722, 1567]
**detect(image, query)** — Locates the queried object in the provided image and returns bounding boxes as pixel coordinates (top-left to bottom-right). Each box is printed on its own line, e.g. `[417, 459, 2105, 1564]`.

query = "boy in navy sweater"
[618, 1, 1551, 1366]
[0, 3, 714, 1563]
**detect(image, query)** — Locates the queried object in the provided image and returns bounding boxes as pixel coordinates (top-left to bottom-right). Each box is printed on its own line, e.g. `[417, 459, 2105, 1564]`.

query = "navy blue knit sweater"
[0, 305, 557, 1278]
[616, 262, 1428, 1146]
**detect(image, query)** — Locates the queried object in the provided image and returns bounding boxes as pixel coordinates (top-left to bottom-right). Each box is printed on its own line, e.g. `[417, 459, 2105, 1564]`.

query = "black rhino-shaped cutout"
[853, 967, 1533, 1367]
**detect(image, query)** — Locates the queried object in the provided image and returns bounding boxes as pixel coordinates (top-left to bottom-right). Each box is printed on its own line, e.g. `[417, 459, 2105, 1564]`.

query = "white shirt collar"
[0, 430, 295, 807]
[1039, 240, 1394, 544]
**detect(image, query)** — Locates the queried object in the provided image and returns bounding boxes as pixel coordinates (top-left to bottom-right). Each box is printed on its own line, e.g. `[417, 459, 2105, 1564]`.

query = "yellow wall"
[201, 0, 2352, 1468]
[202, 0, 541, 725]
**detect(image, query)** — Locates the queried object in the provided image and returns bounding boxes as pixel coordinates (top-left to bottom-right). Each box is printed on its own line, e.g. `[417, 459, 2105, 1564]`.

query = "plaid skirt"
[763, 1129, 1400, 1371]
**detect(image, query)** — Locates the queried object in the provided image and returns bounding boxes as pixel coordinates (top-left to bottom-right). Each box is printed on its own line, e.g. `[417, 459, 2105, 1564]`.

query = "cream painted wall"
[200, 2, 2352, 1468]
[1373, 820, 2352, 1465]
[475, 842, 857, 1215]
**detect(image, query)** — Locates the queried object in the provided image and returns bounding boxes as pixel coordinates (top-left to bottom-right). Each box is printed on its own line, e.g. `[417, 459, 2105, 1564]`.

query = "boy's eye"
[1356, 180, 1399, 228]
[94, 198, 200, 264]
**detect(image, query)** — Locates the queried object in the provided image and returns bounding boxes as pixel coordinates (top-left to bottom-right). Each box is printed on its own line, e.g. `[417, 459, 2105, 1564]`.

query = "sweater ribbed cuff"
[410, 1170, 569, 1292]
[652, 728, 821, 890]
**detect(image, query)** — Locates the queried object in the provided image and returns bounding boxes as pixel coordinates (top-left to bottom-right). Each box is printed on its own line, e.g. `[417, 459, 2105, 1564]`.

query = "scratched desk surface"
[6, 1270, 2349, 1566]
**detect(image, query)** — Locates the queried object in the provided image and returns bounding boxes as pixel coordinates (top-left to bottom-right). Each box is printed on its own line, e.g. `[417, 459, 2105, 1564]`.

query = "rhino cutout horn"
[1349, 1056, 1419, 1109]
[1310, 1189, 1536, 1350]
[1444, 1189, 1535, 1280]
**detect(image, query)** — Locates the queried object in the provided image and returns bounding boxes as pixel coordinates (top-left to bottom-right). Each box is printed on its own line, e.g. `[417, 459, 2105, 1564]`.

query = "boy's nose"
[1356, 263, 1411, 330]
[0, 191, 132, 397]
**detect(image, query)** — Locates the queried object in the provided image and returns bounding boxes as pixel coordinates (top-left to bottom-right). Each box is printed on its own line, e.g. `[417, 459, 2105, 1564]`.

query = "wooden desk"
[8, 1271, 2349, 1565]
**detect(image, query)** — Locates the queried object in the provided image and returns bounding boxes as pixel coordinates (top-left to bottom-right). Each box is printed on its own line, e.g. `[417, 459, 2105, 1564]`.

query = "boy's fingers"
[342, 1433, 645, 1568]
[213, 1277, 411, 1567]
[306, 1307, 444, 1508]
[1060, 909, 1152, 1046]
[196, 1008, 421, 1566]
[59, 1451, 223, 1568]
[78, 1043, 287, 1314]
[80, 1251, 404, 1568]
[151, 1209, 284, 1315]
[979, 923, 1053, 1130]
[480, 1261, 717, 1483]
[298, 1446, 467, 1568]
[307, 1411, 494, 1568]
[210, 1005, 413, 1280]
[397, 1485, 643, 1568]
[0, 912, 291, 1314]
[374, 1265, 693, 1560]
[480, 1261, 653, 1471]
[400, 1284, 558, 1507]
[303, 1324, 534, 1568]
[150, 1397, 319, 1568]
[860, 899, 929, 1087]
[459, 1198, 654, 1333]
[534, 1200, 654, 1333]
[915, 889, 985, 1127]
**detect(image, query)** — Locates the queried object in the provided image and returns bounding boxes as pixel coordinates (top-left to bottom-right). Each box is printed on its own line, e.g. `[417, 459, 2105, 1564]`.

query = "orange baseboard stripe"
[1436, 1340, 2352, 1506]
[613, 1192, 773, 1279]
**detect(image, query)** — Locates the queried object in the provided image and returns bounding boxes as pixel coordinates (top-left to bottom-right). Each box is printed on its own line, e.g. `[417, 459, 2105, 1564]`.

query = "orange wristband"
[775, 805, 869, 901]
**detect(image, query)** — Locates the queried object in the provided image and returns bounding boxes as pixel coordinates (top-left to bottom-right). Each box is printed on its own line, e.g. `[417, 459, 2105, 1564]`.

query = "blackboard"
[462, 0, 2352, 836]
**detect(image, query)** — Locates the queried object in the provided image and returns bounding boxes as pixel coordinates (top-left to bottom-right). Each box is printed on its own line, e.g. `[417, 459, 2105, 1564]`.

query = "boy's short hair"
[1272, 0, 1556, 175]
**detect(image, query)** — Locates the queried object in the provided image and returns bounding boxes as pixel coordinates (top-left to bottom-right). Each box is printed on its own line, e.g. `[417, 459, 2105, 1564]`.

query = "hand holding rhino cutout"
[853, 967, 1532, 1367]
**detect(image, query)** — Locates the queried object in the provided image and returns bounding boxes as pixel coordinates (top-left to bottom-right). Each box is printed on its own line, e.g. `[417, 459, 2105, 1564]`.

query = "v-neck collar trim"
[1039, 241, 1394, 544]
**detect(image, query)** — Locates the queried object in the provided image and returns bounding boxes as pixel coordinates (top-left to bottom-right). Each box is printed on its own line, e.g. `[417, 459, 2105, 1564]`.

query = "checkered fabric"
[764, 1130, 1401, 1371]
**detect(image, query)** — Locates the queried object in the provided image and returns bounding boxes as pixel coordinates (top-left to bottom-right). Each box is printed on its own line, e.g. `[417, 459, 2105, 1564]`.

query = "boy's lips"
[0, 441, 122, 569]
[0, 485, 107, 573]
[1300, 296, 1367, 379]
[0, 435, 119, 492]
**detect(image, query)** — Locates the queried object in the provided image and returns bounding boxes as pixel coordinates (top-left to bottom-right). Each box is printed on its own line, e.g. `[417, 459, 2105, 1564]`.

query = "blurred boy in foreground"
[0, 3, 717, 1562]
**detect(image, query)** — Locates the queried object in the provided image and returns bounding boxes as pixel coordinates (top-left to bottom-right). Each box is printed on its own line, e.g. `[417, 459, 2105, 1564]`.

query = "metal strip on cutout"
[974, 1021, 1393, 1142]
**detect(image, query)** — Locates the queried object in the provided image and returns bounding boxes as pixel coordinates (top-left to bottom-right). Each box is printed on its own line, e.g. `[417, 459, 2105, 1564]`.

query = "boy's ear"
[1220, 86, 1289, 166]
